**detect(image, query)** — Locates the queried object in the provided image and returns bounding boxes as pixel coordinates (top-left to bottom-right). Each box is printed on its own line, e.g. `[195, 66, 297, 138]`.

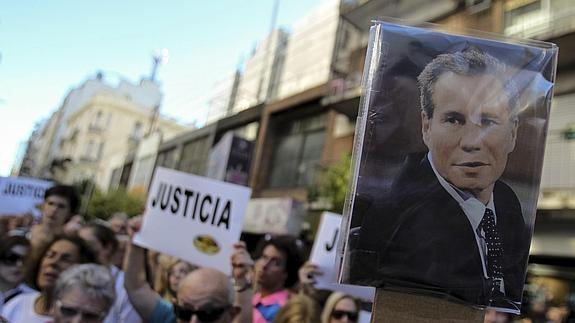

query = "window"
[156, 148, 178, 169]
[267, 113, 326, 188]
[178, 137, 211, 175]
[504, 0, 543, 28]
[90, 110, 105, 131]
[83, 140, 95, 161]
[131, 121, 143, 140]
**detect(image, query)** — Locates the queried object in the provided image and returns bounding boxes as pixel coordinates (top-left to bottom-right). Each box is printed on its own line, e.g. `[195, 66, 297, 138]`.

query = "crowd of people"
[0, 184, 572, 322]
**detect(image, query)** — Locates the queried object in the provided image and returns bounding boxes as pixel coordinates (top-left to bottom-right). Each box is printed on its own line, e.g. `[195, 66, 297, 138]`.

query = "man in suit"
[350, 48, 530, 313]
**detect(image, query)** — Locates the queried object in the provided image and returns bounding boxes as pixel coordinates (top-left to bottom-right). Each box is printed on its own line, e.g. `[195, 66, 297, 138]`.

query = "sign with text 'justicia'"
[134, 167, 252, 275]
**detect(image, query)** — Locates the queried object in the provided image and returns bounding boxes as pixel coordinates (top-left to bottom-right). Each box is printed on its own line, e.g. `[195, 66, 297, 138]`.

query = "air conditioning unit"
[466, 0, 491, 14]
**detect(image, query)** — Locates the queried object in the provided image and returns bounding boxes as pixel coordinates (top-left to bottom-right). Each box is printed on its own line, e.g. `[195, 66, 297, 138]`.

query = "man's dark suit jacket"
[350, 154, 529, 311]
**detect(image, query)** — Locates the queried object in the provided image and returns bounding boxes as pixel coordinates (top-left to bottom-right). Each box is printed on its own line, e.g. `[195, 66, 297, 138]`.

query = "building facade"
[57, 88, 186, 190]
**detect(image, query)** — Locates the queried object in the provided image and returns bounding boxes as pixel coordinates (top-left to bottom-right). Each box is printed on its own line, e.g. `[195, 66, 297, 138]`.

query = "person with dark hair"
[52, 264, 116, 323]
[0, 236, 34, 311]
[1, 235, 97, 322]
[30, 185, 81, 249]
[352, 48, 530, 312]
[231, 234, 304, 323]
[79, 223, 141, 323]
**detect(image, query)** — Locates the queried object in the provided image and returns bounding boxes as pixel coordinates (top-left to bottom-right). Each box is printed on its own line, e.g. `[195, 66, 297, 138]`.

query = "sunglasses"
[173, 303, 230, 322]
[331, 310, 358, 322]
[0, 253, 24, 266]
[56, 300, 106, 322]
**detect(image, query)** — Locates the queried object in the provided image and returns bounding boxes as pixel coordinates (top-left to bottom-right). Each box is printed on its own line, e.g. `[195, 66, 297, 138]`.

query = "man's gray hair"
[418, 48, 519, 118]
[54, 264, 116, 311]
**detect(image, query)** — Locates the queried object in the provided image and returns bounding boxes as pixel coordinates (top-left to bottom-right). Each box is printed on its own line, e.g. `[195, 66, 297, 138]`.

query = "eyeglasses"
[173, 303, 231, 322]
[56, 300, 106, 322]
[0, 253, 24, 266]
[331, 310, 358, 322]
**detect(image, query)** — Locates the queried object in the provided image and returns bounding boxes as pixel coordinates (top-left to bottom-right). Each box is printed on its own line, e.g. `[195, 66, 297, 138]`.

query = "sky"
[0, 0, 324, 176]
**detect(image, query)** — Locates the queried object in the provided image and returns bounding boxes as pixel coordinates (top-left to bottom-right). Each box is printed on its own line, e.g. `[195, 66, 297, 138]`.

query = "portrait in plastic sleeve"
[340, 21, 558, 314]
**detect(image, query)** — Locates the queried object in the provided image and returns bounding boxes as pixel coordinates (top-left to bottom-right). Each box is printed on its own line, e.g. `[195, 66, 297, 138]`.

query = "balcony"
[340, 0, 459, 31]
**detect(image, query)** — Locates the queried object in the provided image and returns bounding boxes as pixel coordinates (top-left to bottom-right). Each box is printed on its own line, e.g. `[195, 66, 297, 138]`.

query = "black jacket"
[349, 154, 529, 312]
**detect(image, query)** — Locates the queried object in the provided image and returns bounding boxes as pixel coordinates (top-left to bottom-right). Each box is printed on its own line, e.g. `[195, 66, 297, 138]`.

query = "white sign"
[134, 167, 252, 275]
[358, 310, 372, 323]
[0, 177, 52, 216]
[309, 212, 375, 301]
[242, 198, 303, 235]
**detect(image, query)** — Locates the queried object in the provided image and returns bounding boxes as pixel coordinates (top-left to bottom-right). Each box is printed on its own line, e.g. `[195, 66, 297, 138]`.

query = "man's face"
[53, 286, 108, 323]
[41, 195, 73, 229]
[176, 277, 234, 323]
[422, 72, 518, 203]
[254, 245, 288, 292]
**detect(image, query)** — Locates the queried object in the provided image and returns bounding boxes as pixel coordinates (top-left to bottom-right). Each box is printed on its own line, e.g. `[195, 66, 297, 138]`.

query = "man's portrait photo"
[341, 22, 557, 314]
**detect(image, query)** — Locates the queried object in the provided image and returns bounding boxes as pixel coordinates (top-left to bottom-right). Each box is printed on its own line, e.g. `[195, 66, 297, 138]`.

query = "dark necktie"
[480, 208, 505, 297]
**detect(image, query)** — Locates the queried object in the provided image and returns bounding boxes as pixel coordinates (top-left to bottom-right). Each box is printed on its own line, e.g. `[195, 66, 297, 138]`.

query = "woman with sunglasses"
[52, 263, 116, 323]
[0, 235, 34, 312]
[1, 235, 97, 322]
[320, 292, 360, 323]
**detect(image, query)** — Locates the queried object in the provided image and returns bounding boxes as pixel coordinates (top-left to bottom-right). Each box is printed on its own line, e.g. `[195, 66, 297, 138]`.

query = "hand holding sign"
[309, 212, 375, 301]
[298, 261, 323, 294]
[127, 215, 143, 238]
[231, 241, 254, 291]
[134, 167, 251, 275]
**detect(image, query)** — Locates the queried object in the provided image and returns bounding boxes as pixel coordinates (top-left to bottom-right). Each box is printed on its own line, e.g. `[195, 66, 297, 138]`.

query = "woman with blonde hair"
[273, 294, 320, 323]
[321, 292, 360, 323]
[154, 255, 196, 304]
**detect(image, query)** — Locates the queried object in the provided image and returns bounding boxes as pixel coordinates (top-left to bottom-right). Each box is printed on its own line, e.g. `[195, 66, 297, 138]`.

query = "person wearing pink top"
[231, 235, 303, 323]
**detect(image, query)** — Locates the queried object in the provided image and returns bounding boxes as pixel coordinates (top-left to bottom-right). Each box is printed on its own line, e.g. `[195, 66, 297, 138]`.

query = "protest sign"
[309, 212, 374, 301]
[0, 177, 52, 216]
[242, 198, 304, 235]
[134, 167, 252, 275]
[206, 132, 253, 186]
[340, 19, 558, 315]
[358, 310, 372, 323]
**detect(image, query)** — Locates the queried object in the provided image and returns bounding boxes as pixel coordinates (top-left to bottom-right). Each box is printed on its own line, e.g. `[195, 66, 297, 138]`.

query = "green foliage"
[85, 187, 145, 220]
[313, 154, 352, 213]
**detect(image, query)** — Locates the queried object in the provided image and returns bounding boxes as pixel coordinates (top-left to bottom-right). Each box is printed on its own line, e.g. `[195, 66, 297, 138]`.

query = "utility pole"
[259, 0, 280, 103]
[148, 49, 169, 135]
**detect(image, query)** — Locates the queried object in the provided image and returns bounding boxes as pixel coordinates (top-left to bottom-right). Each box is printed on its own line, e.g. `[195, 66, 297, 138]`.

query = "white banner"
[134, 167, 252, 275]
[309, 212, 375, 301]
[0, 177, 52, 216]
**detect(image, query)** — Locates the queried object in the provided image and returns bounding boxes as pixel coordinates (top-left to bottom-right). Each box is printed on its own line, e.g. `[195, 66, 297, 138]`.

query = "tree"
[311, 154, 352, 213]
[85, 187, 145, 220]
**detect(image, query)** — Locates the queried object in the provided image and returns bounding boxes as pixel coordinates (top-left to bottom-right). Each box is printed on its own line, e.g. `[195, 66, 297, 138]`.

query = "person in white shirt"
[0, 236, 34, 312]
[2, 235, 97, 323]
[79, 222, 141, 323]
[52, 264, 116, 323]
